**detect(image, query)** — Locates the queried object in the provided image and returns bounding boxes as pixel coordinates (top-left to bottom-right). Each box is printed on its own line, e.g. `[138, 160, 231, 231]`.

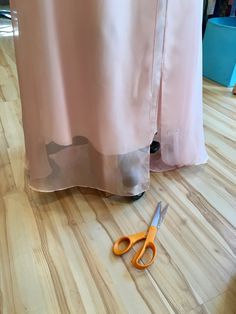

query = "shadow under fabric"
[10, 0, 208, 196]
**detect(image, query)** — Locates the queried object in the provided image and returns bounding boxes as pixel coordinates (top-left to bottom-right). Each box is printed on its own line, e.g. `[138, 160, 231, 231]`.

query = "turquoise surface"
[203, 17, 236, 87]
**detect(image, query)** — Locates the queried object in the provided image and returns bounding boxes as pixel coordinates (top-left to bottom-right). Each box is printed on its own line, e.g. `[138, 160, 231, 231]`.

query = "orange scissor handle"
[131, 226, 158, 270]
[113, 231, 147, 256]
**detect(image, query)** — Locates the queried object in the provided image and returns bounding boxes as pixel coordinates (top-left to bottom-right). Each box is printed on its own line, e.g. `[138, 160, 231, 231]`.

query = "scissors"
[113, 202, 168, 270]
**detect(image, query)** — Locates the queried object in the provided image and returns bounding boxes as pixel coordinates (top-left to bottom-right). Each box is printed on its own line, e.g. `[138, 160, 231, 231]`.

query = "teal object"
[203, 17, 236, 87]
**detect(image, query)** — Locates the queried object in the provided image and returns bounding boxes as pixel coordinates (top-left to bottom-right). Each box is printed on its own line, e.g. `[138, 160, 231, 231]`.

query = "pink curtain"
[10, 0, 208, 196]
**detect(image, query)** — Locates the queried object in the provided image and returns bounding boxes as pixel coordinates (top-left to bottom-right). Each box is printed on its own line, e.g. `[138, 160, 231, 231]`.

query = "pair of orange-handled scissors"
[113, 202, 168, 270]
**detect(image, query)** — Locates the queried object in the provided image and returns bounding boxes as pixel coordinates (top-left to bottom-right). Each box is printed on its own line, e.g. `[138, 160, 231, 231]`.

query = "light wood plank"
[0, 100, 25, 191]
[0, 34, 19, 102]
[3, 192, 62, 314]
[189, 279, 236, 314]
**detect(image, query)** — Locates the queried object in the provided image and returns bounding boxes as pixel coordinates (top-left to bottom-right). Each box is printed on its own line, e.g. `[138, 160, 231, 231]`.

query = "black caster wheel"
[130, 192, 145, 201]
[150, 141, 160, 154]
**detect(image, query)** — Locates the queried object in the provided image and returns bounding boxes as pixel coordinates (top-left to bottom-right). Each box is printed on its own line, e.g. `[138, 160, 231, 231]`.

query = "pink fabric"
[10, 0, 208, 196]
[152, 0, 208, 171]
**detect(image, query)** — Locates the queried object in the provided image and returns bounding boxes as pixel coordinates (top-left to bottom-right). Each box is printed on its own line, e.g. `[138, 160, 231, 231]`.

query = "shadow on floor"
[218, 276, 236, 314]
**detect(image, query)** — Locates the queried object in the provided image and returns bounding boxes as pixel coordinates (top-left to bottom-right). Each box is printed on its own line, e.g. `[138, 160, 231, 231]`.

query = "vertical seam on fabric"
[150, 0, 169, 141]
[159, 0, 168, 140]
[150, 1, 159, 96]
[149, 0, 159, 142]
[160, 0, 168, 85]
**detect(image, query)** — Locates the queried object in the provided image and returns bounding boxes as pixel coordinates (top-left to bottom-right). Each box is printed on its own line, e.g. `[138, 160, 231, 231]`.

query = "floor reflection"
[0, 6, 12, 37]
[0, 19, 12, 37]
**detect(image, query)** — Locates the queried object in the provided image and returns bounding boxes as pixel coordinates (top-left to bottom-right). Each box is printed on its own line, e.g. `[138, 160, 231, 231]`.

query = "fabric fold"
[10, 0, 207, 195]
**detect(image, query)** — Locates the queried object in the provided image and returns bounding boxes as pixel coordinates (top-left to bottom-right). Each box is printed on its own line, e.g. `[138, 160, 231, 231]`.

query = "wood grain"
[0, 32, 236, 314]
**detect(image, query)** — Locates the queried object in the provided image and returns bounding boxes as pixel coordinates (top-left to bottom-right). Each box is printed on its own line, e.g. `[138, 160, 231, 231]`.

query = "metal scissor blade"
[157, 204, 169, 229]
[150, 202, 162, 227]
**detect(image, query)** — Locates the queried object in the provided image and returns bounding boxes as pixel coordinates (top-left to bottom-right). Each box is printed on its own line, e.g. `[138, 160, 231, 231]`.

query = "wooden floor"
[0, 26, 236, 314]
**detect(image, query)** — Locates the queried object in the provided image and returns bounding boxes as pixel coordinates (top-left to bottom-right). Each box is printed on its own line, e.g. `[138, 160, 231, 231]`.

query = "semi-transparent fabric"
[10, 0, 208, 195]
[151, 0, 208, 171]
